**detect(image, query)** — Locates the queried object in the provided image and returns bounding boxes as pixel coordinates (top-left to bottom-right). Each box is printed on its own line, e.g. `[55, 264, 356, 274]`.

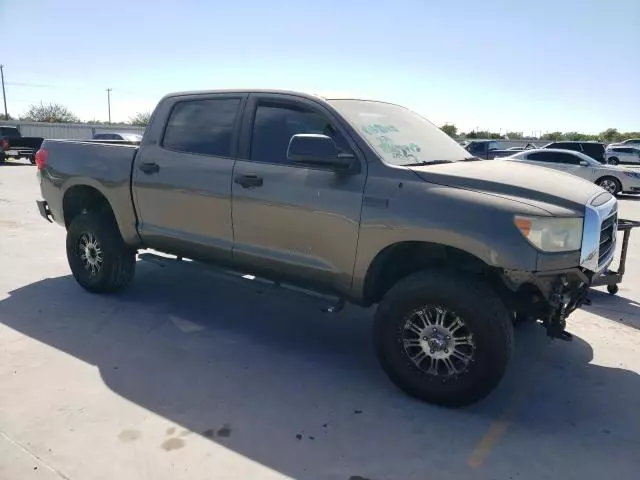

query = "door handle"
[139, 161, 160, 174]
[234, 174, 263, 188]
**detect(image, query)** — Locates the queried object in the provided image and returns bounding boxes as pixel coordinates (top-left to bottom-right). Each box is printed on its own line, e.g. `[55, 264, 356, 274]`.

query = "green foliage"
[541, 131, 564, 141]
[129, 111, 151, 127]
[440, 123, 458, 138]
[22, 102, 80, 123]
[505, 131, 523, 139]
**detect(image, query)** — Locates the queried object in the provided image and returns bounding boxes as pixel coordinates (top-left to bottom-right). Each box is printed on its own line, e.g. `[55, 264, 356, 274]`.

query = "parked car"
[0, 126, 44, 165]
[542, 141, 607, 164]
[608, 138, 640, 148]
[463, 140, 520, 159]
[503, 148, 640, 195]
[35, 89, 618, 407]
[605, 146, 640, 165]
[93, 132, 143, 143]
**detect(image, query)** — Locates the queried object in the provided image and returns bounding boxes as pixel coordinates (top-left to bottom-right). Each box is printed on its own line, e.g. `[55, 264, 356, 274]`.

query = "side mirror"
[580, 160, 589, 166]
[287, 134, 353, 170]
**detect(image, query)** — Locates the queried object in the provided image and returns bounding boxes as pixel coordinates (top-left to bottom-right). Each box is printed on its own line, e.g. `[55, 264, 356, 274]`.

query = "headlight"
[514, 216, 583, 252]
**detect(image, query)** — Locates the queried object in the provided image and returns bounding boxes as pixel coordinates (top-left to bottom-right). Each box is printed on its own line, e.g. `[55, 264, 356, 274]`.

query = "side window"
[527, 152, 556, 162]
[250, 102, 349, 165]
[163, 98, 240, 157]
[557, 152, 580, 165]
[468, 143, 485, 155]
[487, 141, 500, 151]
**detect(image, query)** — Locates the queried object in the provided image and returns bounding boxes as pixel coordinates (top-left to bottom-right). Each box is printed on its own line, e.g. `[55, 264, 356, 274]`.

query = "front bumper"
[36, 200, 53, 223]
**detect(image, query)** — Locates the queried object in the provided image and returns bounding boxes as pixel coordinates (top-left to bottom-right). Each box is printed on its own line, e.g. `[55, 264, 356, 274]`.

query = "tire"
[596, 176, 622, 196]
[608, 157, 619, 165]
[0, 153, 5, 165]
[28, 155, 36, 165]
[607, 284, 619, 295]
[66, 212, 136, 293]
[374, 270, 513, 407]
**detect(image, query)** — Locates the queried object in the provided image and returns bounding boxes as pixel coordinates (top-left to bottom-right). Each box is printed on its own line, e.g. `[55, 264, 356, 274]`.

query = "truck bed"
[38, 139, 140, 243]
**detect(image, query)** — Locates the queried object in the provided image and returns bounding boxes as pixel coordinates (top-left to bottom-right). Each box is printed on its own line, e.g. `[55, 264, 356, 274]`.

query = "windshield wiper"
[463, 156, 485, 161]
[403, 160, 453, 167]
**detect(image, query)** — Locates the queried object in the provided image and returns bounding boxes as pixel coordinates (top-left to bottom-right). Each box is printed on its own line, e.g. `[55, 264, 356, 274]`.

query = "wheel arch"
[62, 184, 117, 228]
[361, 241, 496, 306]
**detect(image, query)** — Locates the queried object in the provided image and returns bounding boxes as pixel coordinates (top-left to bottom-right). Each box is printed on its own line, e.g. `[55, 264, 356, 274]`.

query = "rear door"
[230, 93, 366, 292]
[519, 151, 562, 171]
[132, 93, 246, 261]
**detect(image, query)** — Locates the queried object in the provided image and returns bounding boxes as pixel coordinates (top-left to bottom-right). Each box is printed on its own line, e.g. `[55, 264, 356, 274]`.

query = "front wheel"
[596, 176, 622, 196]
[608, 157, 619, 165]
[66, 212, 136, 293]
[373, 270, 513, 407]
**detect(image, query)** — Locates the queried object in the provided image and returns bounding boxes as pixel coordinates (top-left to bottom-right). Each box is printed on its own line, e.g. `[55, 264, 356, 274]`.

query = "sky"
[1, 0, 638, 134]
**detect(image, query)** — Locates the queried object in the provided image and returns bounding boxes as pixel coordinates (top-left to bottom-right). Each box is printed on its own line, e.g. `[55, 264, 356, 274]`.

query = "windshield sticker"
[362, 123, 399, 135]
[377, 136, 421, 161]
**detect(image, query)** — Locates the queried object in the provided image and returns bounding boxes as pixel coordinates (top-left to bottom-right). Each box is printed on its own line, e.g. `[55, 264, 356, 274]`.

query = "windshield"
[328, 99, 471, 166]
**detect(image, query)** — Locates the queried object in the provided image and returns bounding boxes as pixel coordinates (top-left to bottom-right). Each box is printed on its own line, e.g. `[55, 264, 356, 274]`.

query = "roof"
[160, 88, 382, 103]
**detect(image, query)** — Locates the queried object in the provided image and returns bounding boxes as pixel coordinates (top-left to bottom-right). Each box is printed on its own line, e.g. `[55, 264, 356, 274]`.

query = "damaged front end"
[499, 191, 618, 341]
[501, 268, 592, 341]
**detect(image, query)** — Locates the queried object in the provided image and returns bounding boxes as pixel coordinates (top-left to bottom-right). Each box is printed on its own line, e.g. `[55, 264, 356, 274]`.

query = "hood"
[410, 160, 605, 216]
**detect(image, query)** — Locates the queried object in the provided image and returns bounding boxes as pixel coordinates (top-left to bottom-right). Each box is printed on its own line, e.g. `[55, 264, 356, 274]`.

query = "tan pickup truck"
[35, 89, 618, 407]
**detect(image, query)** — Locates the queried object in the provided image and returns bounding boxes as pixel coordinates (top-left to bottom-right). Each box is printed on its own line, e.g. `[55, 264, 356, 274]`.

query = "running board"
[138, 251, 343, 311]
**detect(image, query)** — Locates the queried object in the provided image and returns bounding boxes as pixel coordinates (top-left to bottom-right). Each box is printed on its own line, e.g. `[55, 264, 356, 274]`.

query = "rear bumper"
[36, 200, 53, 223]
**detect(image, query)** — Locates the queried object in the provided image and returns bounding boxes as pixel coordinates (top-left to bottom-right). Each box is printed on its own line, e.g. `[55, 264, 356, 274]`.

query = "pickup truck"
[0, 126, 44, 165]
[35, 89, 618, 407]
[462, 140, 524, 159]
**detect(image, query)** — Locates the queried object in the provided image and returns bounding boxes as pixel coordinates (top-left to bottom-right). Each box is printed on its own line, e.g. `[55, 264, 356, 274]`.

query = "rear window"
[0, 127, 20, 139]
[162, 98, 240, 157]
[582, 143, 605, 155]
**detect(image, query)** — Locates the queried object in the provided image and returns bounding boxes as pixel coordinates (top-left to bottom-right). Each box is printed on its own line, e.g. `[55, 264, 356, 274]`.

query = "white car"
[605, 146, 640, 165]
[503, 148, 640, 195]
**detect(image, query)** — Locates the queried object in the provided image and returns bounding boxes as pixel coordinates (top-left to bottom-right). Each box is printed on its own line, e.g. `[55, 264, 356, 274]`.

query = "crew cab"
[0, 126, 44, 165]
[35, 89, 618, 407]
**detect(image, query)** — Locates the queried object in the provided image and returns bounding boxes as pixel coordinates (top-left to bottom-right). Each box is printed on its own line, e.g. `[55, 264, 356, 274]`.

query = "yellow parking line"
[467, 348, 547, 469]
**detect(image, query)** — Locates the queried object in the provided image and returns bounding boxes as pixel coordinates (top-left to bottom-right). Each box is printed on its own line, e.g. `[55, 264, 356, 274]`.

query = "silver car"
[503, 148, 640, 195]
[605, 146, 640, 165]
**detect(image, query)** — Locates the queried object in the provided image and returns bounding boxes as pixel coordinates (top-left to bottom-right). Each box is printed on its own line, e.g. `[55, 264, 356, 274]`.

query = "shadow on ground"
[1, 261, 639, 479]
[585, 288, 640, 331]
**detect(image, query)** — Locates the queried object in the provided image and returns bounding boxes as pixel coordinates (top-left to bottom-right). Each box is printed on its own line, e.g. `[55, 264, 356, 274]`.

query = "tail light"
[1, 138, 8, 150]
[35, 148, 48, 170]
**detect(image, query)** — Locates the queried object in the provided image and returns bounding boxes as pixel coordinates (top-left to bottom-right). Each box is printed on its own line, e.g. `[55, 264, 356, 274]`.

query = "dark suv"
[542, 141, 606, 163]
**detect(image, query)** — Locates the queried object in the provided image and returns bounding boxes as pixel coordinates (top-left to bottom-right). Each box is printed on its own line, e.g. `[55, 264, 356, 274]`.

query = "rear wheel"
[596, 176, 622, 196]
[28, 155, 36, 165]
[608, 157, 619, 165]
[0, 153, 5, 165]
[373, 270, 513, 407]
[66, 212, 136, 293]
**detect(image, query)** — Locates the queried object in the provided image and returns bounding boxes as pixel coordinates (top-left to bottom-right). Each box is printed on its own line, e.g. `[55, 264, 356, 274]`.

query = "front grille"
[598, 212, 617, 265]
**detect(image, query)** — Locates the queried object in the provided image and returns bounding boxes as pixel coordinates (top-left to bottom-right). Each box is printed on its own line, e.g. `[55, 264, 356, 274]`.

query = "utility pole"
[106, 88, 112, 124]
[0, 65, 8, 120]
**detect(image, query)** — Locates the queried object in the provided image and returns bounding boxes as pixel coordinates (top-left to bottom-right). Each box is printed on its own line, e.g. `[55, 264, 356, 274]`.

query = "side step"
[138, 251, 346, 313]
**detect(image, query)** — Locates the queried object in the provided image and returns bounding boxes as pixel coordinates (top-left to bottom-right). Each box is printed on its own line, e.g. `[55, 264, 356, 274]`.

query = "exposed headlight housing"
[514, 216, 583, 252]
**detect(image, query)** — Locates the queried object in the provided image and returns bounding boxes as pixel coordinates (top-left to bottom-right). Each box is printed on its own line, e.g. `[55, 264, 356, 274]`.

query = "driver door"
[230, 93, 367, 293]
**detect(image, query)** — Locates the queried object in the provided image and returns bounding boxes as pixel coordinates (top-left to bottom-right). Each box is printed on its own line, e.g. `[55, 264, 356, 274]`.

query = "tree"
[440, 123, 458, 138]
[129, 111, 151, 127]
[599, 128, 620, 143]
[541, 131, 564, 141]
[505, 131, 523, 139]
[22, 102, 79, 123]
[0, 113, 14, 121]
